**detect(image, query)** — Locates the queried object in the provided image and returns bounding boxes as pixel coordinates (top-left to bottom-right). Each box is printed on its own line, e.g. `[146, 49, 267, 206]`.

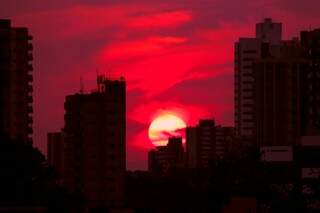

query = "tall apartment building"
[187, 120, 215, 168]
[186, 120, 234, 168]
[186, 126, 198, 168]
[215, 126, 235, 159]
[0, 19, 33, 144]
[254, 41, 308, 147]
[235, 18, 282, 140]
[256, 18, 282, 45]
[148, 137, 184, 174]
[300, 29, 320, 135]
[63, 75, 126, 209]
[236, 19, 320, 148]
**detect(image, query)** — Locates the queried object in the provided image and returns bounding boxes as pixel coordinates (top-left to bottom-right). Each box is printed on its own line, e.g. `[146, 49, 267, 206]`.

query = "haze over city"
[3, 0, 320, 170]
[2, 0, 320, 212]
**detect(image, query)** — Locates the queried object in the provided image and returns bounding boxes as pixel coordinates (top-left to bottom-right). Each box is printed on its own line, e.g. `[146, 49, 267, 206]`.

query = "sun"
[148, 113, 186, 147]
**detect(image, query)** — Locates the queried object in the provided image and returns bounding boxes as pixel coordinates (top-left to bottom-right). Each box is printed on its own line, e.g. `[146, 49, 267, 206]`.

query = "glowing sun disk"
[148, 113, 186, 146]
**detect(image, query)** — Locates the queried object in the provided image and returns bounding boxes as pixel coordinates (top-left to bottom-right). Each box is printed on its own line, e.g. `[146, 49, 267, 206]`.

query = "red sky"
[2, 0, 320, 169]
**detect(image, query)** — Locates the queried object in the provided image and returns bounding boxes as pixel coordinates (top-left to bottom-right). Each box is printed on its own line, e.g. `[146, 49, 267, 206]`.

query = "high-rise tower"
[0, 19, 33, 144]
[63, 75, 126, 209]
[235, 18, 282, 141]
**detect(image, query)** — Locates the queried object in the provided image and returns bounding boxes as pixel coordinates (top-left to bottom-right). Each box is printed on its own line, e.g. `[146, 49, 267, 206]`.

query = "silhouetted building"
[185, 127, 197, 168]
[0, 207, 46, 212]
[235, 18, 282, 141]
[235, 18, 320, 148]
[0, 19, 33, 144]
[47, 132, 64, 176]
[260, 145, 296, 183]
[223, 197, 257, 213]
[300, 29, 320, 135]
[256, 18, 282, 45]
[260, 146, 293, 163]
[186, 120, 215, 168]
[186, 121, 234, 168]
[148, 137, 184, 174]
[215, 126, 235, 159]
[63, 75, 126, 209]
[296, 136, 320, 179]
[254, 41, 307, 146]
[290, 136, 320, 211]
[253, 28, 320, 146]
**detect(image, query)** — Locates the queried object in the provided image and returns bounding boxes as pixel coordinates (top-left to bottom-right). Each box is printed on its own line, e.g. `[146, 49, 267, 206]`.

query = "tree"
[0, 135, 67, 211]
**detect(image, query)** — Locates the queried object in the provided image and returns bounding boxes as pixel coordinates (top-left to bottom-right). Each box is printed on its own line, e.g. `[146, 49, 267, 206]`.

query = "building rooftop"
[0, 19, 11, 28]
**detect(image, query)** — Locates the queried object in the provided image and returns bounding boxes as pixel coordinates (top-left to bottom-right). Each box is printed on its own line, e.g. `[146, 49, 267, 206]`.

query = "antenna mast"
[80, 77, 84, 94]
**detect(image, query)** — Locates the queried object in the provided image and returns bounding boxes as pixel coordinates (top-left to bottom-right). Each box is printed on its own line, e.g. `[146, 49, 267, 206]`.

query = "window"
[243, 50, 257, 54]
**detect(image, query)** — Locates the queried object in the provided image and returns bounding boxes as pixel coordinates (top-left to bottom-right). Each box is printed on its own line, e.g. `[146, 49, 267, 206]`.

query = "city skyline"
[3, 0, 320, 170]
[2, 1, 320, 211]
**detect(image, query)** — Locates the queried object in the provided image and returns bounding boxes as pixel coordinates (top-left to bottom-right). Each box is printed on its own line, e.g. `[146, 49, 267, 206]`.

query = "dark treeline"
[0, 135, 70, 212]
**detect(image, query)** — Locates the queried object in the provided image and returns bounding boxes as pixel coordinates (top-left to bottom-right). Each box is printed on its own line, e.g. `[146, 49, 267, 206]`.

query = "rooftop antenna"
[96, 68, 100, 91]
[80, 77, 84, 94]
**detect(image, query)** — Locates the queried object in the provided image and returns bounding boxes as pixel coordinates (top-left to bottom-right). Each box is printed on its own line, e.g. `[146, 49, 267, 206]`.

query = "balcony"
[27, 85, 33, 92]
[27, 106, 33, 113]
[27, 127, 33, 134]
[27, 53, 33, 60]
[27, 64, 33, 71]
[28, 43, 33, 51]
[27, 95, 33, 103]
[27, 74, 33, 82]
[27, 116, 33, 124]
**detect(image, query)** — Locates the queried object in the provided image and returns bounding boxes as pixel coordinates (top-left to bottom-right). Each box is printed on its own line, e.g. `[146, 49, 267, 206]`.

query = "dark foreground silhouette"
[0, 136, 69, 212]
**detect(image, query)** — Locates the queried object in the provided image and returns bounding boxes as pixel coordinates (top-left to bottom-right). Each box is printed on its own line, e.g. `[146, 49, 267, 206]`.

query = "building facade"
[186, 120, 235, 168]
[215, 126, 235, 159]
[0, 19, 33, 144]
[187, 120, 215, 168]
[235, 18, 282, 140]
[300, 29, 320, 135]
[254, 40, 308, 146]
[63, 75, 126, 209]
[253, 28, 320, 146]
[235, 18, 320, 149]
[185, 127, 198, 168]
[148, 137, 184, 174]
[256, 18, 282, 45]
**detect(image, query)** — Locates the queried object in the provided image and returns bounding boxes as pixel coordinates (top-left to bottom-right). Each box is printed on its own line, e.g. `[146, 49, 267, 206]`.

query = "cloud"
[99, 36, 188, 60]
[154, 73, 234, 125]
[13, 5, 192, 42]
[4, 0, 320, 170]
[126, 10, 192, 29]
[14, 5, 145, 41]
[156, 73, 233, 106]
[129, 100, 210, 126]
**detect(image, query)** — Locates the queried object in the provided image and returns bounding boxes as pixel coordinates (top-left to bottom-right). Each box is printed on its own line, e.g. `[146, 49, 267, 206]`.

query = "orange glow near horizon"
[148, 113, 186, 147]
